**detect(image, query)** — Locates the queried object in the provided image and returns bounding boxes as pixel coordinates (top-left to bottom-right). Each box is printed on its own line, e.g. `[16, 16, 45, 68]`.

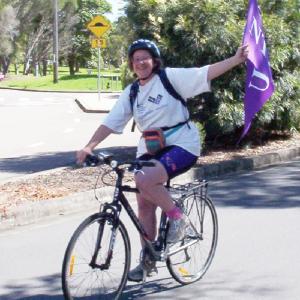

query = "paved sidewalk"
[74, 92, 120, 112]
[1, 145, 300, 232]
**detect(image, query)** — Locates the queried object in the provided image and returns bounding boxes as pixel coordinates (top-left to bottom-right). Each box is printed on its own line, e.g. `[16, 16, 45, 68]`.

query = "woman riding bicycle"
[76, 39, 248, 282]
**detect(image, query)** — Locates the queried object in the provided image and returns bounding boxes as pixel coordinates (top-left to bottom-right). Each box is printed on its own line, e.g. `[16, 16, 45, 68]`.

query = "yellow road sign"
[91, 38, 107, 48]
[87, 15, 111, 38]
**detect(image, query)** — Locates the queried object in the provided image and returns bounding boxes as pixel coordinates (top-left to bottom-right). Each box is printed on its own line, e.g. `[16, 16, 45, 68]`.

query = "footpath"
[1, 139, 300, 232]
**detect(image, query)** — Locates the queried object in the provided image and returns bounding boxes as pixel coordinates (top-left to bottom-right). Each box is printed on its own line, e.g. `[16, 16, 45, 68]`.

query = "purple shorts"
[138, 146, 198, 179]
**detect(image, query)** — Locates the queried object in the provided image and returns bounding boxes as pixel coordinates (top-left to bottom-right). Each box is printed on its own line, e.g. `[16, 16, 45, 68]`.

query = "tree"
[102, 16, 134, 69]
[124, 0, 300, 145]
[61, 0, 111, 75]
[0, 5, 19, 74]
[0, 0, 79, 76]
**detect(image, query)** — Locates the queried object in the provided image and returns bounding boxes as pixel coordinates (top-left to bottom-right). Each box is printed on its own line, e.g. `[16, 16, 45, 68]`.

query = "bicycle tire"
[166, 194, 218, 284]
[62, 212, 131, 300]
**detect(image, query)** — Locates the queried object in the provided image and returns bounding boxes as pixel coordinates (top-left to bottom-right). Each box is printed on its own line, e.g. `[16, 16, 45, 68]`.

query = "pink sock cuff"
[166, 206, 182, 220]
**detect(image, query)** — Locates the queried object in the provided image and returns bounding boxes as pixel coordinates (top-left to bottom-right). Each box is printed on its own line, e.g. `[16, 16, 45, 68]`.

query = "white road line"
[63, 128, 74, 133]
[18, 97, 31, 105]
[42, 97, 55, 101]
[66, 103, 77, 114]
[27, 142, 44, 148]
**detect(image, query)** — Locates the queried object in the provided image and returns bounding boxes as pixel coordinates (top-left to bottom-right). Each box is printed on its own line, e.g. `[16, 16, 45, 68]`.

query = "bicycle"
[61, 151, 218, 299]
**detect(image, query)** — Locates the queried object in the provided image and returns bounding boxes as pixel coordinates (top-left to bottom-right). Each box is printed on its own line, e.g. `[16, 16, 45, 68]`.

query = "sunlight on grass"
[0, 70, 122, 92]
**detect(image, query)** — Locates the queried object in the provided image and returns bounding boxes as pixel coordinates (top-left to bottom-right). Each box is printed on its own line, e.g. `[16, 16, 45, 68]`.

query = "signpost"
[86, 15, 111, 101]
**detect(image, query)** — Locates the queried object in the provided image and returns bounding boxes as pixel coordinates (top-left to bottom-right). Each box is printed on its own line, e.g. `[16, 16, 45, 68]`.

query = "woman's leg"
[136, 193, 157, 242]
[128, 147, 198, 281]
[135, 146, 198, 244]
[135, 160, 175, 213]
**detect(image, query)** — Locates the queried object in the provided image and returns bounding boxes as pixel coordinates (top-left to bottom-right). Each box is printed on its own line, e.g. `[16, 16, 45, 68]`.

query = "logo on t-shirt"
[148, 94, 163, 105]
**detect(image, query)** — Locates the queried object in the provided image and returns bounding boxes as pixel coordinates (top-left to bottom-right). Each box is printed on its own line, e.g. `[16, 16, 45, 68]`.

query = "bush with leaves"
[124, 0, 300, 146]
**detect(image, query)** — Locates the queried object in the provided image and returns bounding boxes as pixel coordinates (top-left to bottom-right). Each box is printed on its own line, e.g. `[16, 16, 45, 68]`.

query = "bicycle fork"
[89, 212, 120, 271]
[89, 217, 108, 270]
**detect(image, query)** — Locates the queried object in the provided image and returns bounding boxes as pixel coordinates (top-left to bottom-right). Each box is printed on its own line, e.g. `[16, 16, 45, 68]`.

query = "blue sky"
[105, 0, 125, 22]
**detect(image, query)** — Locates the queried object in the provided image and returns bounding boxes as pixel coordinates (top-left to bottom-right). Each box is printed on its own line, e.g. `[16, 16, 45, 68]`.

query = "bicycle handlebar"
[83, 152, 155, 170]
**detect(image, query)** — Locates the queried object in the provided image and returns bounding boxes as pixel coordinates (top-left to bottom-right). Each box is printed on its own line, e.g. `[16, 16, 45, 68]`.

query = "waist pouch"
[142, 128, 166, 155]
[142, 121, 188, 155]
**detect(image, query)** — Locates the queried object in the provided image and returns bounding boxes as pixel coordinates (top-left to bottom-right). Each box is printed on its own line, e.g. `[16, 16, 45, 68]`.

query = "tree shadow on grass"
[59, 74, 120, 81]
[59, 74, 98, 81]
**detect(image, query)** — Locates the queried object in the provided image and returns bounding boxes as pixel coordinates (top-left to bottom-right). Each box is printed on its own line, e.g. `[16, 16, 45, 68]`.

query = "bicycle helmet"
[128, 39, 160, 58]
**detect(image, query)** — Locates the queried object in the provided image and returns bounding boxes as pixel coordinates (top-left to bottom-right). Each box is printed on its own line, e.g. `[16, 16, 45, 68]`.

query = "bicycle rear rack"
[168, 179, 208, 200]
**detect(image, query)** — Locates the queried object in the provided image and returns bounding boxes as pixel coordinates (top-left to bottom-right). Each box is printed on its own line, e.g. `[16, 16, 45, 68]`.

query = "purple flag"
[240, 0, 275, 140]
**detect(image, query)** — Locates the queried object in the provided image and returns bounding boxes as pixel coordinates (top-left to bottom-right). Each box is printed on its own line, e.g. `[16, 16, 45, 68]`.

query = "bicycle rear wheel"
[62, 213, 131, 300]
[166, 194, 218, 284]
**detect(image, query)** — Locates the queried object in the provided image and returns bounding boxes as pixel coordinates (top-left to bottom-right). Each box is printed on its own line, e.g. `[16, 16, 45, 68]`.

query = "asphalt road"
[0, 159, 299, 299]
[0, 89, 140, 182]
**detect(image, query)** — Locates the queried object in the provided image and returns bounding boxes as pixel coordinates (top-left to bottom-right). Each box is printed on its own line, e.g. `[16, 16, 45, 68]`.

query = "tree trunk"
[24, 59, 31, 75]
[75, 60, 80, 73]
[42, 59, 48, 76]
[33, 58, 39, 77]
[14, 64, 19, 75]
[68, 54, 75, 76]
[0, 56, 10, 75]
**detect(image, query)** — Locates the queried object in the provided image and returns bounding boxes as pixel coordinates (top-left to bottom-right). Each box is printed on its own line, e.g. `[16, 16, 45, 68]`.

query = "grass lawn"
[0, 68, 122, 92]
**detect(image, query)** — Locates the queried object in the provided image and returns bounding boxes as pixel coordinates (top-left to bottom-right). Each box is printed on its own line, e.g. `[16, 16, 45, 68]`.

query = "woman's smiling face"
[132, 49, 155, 82]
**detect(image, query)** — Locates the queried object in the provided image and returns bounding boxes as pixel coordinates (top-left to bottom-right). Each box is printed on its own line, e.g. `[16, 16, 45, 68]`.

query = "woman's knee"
[135, 172, 151, 191]
[135, 163, 168, 191]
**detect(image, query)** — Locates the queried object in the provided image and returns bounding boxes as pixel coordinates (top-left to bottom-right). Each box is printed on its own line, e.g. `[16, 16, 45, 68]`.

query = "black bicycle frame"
[100, 172, 168, 261]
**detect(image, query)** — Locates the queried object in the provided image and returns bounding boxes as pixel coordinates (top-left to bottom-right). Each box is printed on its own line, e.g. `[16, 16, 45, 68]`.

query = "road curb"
[193, 146, 300, 180]
[1, 146, 299, 232]
[0, 188, 114, 232]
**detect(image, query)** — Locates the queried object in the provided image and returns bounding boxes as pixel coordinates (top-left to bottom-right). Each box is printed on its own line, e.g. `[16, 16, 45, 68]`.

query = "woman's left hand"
[234, 44, 249, 64]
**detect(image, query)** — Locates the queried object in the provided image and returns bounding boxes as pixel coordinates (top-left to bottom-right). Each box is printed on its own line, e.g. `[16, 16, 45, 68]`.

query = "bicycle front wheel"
[62, 213, 131, 300]
[166, 194, 218, 284]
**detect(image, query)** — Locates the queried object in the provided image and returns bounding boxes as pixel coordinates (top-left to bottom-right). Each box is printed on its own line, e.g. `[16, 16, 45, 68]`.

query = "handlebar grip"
[84, 154, 100, 167]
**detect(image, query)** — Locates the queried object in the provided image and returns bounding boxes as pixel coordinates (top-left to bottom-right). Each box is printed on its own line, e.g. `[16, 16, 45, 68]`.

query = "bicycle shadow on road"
[0, 273, 187, 300]
[0, 270, 287, 300]
[121, 275, 184, 299]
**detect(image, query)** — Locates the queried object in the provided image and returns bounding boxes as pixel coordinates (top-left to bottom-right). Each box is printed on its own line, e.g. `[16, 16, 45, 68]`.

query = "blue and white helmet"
[128, 39, 160, 58]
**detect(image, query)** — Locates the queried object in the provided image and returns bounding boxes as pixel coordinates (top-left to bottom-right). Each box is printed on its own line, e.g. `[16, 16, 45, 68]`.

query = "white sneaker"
[167, 215, 189, 244]
[127, 263, 157, 282]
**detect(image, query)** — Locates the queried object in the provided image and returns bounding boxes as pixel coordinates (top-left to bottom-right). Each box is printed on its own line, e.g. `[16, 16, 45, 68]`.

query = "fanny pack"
[142, 121, 188, 155]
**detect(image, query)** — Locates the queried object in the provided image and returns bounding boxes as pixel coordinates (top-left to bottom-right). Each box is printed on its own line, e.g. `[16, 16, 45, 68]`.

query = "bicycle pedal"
[142, 269, 147, 284]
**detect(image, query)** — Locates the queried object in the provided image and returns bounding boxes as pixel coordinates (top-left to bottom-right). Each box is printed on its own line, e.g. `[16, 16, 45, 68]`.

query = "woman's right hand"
[76, 124, 113, 165]
[76, 147, 93, 165]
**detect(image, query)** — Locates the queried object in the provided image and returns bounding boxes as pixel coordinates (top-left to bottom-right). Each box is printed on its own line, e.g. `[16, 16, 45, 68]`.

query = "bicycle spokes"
[62, 214, 130, 300]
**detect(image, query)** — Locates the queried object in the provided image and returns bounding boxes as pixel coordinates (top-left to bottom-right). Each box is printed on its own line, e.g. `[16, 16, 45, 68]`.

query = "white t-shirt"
[102, 66, 211, 157]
